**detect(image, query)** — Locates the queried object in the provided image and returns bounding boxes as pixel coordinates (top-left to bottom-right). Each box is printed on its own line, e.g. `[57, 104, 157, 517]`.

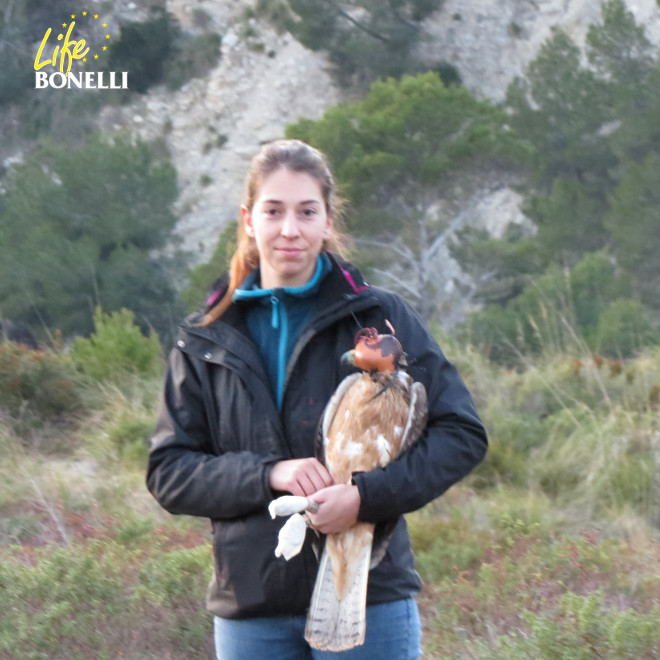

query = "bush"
[0, 542, 127, 657]
[107, 7, 181, 94]
[0, 342, 82, 424]
[596, 298, 658, 357]
[85, 391, 157, 468]
[463, 251, 652, 364]
[0, 540, 213, 658]
[70, 307, 163, 383]
[483, 591, 660, 658]
[180, 221, 237, 312]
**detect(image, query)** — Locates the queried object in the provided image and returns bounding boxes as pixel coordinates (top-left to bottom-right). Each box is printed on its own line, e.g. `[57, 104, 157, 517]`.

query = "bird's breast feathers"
[324, 371, 414, 483]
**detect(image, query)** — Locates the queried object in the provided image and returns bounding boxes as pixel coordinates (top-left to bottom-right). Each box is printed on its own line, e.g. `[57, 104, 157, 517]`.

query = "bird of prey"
[302, 321, 428, 651]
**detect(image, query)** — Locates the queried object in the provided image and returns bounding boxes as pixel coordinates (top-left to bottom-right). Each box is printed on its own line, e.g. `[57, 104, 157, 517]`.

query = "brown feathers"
[305, 323, 428, 651]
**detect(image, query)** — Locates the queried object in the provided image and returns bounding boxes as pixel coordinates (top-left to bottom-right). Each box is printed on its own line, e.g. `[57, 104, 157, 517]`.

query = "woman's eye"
[301, 208, 317, 217]
[265, 208, 280, 217]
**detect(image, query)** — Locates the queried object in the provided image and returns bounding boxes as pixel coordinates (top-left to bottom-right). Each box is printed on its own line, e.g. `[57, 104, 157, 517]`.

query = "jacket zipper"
[270, 295, 289, 410]
[280, 294, 379, 408]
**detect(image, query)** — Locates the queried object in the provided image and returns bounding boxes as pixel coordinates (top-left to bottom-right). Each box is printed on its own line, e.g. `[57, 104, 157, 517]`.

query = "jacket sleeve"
[352, 293, 488, 523]
[146, 347, 281, 520]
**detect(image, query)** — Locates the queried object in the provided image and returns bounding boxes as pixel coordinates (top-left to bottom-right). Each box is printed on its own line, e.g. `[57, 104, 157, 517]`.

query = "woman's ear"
[241, 205, 255, 237]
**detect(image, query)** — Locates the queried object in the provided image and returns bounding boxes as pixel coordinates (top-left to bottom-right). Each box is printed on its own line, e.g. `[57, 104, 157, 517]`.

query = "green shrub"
[136, 545, 211, 606]
[531, 407, 660, 523]
[107, 7, 181, 94]
[70, 307, 163, 383]
[135, 545, 212, 651]
[0, 342, 82, 423]
[482, 591, 660, 658]
[463, 251, 650, 364]
[0, 542, 127, 657]
[412, 515, 488, 582]
[472, 413, 546, 487]
[90, 400, 156, 467]
[596, 298, 658, 357]
[0, 539, 212, 658]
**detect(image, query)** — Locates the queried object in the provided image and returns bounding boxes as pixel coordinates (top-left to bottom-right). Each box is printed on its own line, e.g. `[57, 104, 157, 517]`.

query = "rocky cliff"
[99, 0, 659, 272]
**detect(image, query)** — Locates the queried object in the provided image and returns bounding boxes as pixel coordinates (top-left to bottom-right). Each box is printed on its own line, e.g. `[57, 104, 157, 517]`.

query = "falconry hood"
[341, 320, 407, 373]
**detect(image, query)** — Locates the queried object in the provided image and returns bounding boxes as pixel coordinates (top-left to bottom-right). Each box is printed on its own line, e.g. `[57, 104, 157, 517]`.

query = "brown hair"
[200, 139, 346, 325]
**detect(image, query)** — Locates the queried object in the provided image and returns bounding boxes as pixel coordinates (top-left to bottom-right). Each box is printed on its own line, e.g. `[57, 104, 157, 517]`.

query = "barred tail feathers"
[305, 525, 373, 651]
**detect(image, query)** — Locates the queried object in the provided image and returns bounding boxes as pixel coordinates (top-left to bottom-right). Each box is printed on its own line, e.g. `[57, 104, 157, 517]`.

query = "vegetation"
[0, 133, 185, 342]
[106, 6, 222, 94]
[1, 310, 659, 657]
[1, 2, 660, 654]
[256, 0, 451, 89]
[288, 72, 523, 320]
[460, 0, 660, 362]
[180, 221, 238, 313]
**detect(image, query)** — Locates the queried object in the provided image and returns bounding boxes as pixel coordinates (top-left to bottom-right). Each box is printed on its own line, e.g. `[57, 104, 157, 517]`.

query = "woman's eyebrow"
[260, 198, 321, 206]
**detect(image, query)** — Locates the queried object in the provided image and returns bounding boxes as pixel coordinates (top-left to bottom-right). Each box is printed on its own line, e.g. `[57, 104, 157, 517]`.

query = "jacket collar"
[178, 253, 376, 349]
[232, 254, 332, 304]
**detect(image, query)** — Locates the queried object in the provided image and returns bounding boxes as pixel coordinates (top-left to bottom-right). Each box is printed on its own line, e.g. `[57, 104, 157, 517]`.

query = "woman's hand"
[306, 484, 361, 534]
[269, 458, 333, 497]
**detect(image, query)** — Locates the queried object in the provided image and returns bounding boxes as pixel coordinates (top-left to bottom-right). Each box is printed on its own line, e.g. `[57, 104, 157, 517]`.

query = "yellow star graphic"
[71, 14, 75, 18]
[83, 11, 87, 16]
[94, 14, 99, 19]
[94, 54, 99, 59]
[83, 57, 87, 62]
[105, 34, 110, 39]
[102, 46, 107, 51]
[62, 23, 67, 27]
[102, 23, 107, 27]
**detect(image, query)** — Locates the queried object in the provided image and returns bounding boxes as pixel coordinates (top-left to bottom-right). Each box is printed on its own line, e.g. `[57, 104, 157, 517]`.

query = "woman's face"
[243, 167, 333, 289]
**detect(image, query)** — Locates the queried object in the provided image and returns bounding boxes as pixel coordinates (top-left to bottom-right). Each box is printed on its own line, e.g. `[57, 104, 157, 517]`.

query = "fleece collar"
[232, 254, 331, 303]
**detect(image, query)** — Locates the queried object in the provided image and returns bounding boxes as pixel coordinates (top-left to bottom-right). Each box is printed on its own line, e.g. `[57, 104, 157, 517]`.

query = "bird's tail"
[304, 524, 373, 651]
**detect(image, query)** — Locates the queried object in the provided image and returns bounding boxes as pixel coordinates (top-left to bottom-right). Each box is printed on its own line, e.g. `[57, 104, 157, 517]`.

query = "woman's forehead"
[255, 168, 325, 203]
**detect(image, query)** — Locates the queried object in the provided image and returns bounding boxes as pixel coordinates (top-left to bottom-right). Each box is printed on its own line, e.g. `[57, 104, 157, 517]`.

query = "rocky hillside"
[99, 0, 340, 262]
[10, 0, 658, 272]
[96, 0, 660, 266]
[420, 0, 660, 101]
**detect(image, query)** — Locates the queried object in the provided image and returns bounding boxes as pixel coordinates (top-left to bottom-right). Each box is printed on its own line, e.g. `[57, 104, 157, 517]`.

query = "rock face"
[419, 0, 660, 101]
[100, 0, 340, 262]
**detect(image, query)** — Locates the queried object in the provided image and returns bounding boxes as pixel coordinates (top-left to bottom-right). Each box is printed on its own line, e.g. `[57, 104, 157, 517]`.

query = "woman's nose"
[281, 211, 301, 238]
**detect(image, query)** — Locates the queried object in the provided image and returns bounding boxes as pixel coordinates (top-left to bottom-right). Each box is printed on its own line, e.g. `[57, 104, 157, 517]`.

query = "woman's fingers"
[306, 484, 361, 534]
[269, 458, 333, 497]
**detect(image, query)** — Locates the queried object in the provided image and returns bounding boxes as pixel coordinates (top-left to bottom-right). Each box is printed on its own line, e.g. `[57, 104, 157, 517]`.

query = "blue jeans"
[214, 598, 422, 659]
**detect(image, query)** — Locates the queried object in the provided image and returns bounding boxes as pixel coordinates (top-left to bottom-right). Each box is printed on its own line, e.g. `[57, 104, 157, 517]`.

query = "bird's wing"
[322, 373, 362, 444]
[315, 373, 362, 466]
[371, 380, 428, 569]
[397, 380, 428, 456]
[305, 523, 374, 651]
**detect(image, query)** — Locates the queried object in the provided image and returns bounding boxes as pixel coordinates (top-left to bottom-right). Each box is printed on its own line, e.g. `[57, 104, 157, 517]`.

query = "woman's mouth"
[277, 248, 303, 257]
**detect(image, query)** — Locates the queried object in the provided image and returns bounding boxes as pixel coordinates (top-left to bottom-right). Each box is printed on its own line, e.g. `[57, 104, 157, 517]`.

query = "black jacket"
[146, 255, 487, 619]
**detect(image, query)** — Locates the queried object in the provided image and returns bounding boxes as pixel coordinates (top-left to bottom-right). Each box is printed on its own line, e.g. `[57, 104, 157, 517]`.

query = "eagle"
[269, 321, 428, 651]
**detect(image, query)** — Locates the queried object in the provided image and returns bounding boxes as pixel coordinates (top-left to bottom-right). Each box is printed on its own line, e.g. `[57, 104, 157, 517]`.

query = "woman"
[147, 139, 488, 659]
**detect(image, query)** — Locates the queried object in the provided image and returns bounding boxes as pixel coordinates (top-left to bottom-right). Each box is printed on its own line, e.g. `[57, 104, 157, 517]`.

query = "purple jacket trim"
[207, 289, 221, 306]
[340, 266, 369, 293]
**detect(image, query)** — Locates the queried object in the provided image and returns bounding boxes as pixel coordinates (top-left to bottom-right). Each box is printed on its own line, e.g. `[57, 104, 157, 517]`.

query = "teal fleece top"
[232, 255, 332, 409]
